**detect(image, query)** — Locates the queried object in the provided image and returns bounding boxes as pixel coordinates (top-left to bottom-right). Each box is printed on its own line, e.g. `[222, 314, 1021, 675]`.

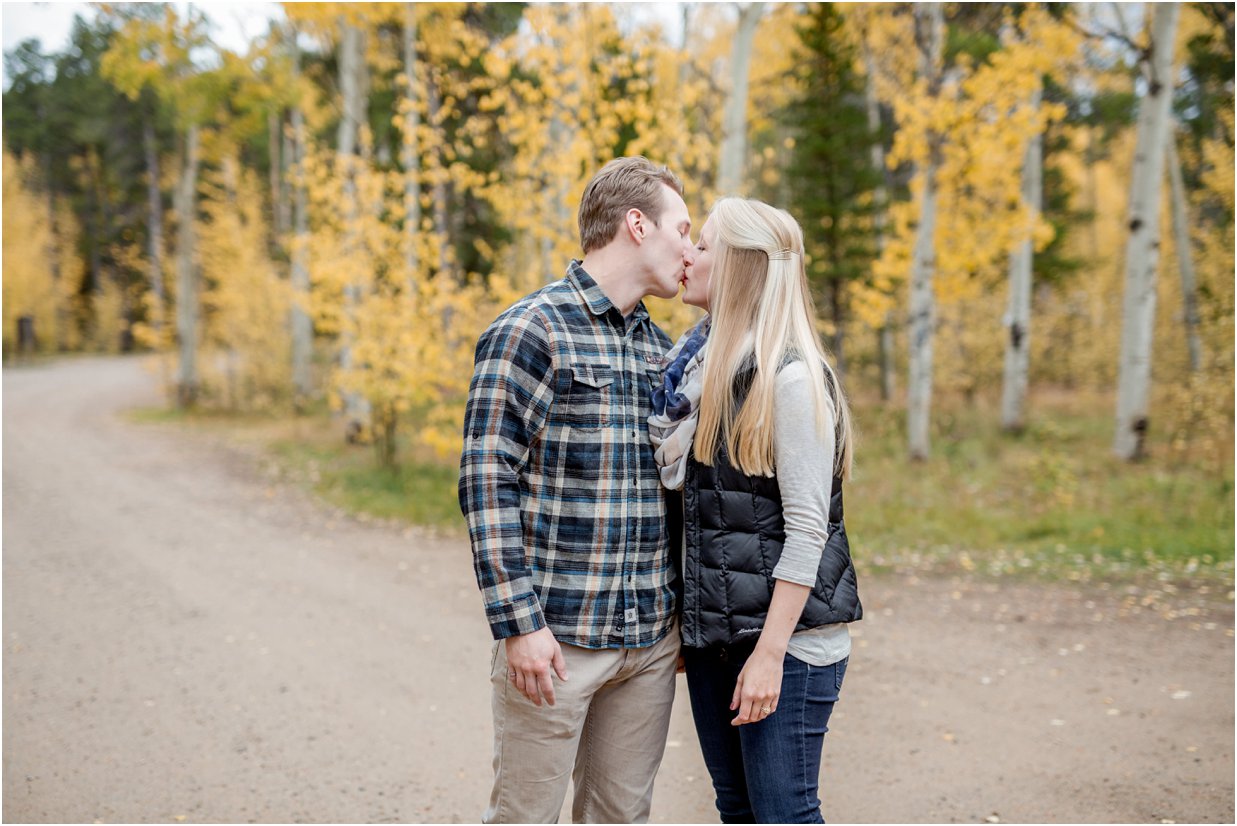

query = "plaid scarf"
[649, 318, 710, 490]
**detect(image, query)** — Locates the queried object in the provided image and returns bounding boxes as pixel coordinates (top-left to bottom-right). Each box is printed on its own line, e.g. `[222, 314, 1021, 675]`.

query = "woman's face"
[682, 217, 716, 311]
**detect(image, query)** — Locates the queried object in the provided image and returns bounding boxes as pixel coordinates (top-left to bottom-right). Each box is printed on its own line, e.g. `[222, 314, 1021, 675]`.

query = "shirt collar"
[567, 260, 649, 325]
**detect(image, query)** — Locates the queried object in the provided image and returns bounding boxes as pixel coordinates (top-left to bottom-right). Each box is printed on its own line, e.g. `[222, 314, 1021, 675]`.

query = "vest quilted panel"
[680, 362, 862, 649]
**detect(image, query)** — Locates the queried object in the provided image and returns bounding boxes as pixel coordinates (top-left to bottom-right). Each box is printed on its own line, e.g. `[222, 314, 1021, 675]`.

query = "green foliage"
[431, 6, 524, 281]
[945, 5, 1003, 67]
[1033, 76, 1088, 288]
[1080, 90, 1139, 147]
[1178, 2, 1235, 148]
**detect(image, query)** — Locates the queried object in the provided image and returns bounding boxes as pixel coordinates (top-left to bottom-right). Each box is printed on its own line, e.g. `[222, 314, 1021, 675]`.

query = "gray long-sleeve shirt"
[771, 361, 851, 667]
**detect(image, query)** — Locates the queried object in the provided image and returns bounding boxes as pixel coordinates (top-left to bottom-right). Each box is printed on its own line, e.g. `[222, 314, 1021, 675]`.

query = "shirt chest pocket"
[564, 362, 614, 432]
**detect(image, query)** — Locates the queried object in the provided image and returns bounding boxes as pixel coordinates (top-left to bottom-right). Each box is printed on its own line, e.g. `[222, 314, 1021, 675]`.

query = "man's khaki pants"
[483, 625, 680, 823]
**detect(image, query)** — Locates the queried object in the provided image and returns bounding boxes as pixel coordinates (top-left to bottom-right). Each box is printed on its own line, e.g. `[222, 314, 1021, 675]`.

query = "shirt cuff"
[772, 536, 828, 588]
[485, 592, 547, 640]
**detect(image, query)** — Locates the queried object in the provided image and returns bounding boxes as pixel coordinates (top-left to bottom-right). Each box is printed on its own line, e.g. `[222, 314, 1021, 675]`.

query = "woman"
[650, 198, 861, 823]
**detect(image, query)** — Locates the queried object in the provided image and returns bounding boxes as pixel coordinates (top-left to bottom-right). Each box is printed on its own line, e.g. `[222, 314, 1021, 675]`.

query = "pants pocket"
[834, 656, 848, 692]
[491, 640, 503, 678]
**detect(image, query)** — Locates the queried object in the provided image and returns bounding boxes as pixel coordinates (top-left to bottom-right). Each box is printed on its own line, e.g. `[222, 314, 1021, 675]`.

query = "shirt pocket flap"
[571, 363, 615, 389]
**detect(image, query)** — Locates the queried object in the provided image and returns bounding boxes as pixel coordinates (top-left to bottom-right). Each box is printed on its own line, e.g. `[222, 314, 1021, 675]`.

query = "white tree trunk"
[289, 29, 313, 410]
[1166, 128, 1202, 373]
[402, 4, 421, 293]
[542, 6, 576, 282]
[291, 104, 313, 408]
[268, 108, 283, 239]
[175, 123, 201, 408]
[143, 116, 165, 340]
[337, 19, 371, 438]
[907, 2, 943, 461]
[863, 37, 896, 403]
[280, 110, 294, 247]
[425, 71, 452, 280]
[1001, 84, 1043, 432]
[718, 2, 764, 196]
[907, 168, 938, 460]
[1113, 2, 1180, 461]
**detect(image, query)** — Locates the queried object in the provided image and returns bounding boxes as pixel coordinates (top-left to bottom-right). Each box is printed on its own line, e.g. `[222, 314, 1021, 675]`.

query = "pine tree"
[782, 3, 882, 378]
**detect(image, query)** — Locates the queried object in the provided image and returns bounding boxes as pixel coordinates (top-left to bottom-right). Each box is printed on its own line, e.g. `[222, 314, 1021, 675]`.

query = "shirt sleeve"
[771, 361, 837, 588]
[458, 308, 556, 639]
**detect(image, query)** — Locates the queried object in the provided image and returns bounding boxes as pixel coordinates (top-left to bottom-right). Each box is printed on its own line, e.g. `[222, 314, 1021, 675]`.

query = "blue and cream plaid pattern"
[459, 262, 678, 649]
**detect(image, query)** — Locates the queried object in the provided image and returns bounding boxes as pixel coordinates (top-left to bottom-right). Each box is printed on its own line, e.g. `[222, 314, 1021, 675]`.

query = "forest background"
[3, 1, 1234, 590]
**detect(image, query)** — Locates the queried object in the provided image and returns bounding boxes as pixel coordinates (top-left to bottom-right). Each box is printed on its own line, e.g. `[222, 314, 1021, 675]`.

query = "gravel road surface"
[4, 357, 1233, 823]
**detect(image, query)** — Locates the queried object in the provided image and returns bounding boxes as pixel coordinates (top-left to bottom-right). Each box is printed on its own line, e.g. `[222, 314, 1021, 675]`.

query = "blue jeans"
[683, 645, 847, 824]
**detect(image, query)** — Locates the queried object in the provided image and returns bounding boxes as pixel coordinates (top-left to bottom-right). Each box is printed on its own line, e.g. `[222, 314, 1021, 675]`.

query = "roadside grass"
[844, 392, 1234, 585]
[267, 435, 462, 530]
[129, 388, 1234, 587]
[127, 401, 464, 531]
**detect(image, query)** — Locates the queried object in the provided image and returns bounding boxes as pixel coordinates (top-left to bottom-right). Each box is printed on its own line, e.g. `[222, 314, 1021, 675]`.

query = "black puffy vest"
[680, 363, 862, 649]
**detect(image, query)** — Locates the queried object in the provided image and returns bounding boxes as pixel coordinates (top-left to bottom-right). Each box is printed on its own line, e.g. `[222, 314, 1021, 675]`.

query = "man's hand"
[505, 627, 568, 707]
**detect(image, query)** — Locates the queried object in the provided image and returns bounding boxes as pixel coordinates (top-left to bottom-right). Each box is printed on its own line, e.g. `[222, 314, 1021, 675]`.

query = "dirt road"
[4, 357, 1233, 823]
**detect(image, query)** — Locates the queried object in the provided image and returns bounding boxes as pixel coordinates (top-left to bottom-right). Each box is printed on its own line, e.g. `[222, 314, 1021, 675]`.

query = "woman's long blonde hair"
[693, 198, 854, 480]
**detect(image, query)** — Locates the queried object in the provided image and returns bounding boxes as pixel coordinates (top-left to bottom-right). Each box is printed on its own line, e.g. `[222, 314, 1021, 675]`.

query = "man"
[459, 156, 692, 823]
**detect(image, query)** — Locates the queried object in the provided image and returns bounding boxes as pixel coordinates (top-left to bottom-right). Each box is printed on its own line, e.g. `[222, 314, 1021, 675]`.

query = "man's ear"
[625, 208, 646, 244]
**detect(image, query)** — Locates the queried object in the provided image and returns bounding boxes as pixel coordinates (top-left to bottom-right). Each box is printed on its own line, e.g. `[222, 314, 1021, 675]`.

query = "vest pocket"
[565, 362, 613, 432]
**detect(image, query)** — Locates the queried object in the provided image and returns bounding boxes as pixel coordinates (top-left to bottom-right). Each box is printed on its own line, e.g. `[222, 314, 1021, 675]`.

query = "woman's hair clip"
[766, 248, 801, 261]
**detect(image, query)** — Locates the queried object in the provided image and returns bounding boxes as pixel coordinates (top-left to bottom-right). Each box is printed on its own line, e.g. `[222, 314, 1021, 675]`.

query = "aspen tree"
[484, 5, 641, 288]
[401, 4, 420, 293]
[174, 124, 202, 403]
[336, 18, 373, 440]
[718, 3, 765, 196]
[101, 5, 219, 406]
[141, 113, 166, 345]
[287, 23, 314, 409]
[906, 2, 943, 461]
[197, 147, 292, 410]
[1001, 85, 1043, 433]
[856, 4, 1077, 445]
[1166, 130, 1203, 373]
[1114, 3, 1181, 461]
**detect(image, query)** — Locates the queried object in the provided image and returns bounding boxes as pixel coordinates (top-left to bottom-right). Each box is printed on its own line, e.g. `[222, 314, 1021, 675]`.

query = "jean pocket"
[834, 656, 848, 692]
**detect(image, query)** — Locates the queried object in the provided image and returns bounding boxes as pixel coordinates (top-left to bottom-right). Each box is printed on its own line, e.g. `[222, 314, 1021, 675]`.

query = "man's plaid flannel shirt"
[458, 262, 678, 649]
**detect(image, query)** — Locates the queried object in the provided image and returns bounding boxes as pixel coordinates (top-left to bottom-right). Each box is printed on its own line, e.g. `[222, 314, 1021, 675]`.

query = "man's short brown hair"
[578, 157, 684, 254]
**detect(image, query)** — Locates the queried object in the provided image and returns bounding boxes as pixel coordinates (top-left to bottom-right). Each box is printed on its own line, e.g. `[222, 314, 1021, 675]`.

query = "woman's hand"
[730, 644, 783, 725]
[731, 579, 808, 725]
